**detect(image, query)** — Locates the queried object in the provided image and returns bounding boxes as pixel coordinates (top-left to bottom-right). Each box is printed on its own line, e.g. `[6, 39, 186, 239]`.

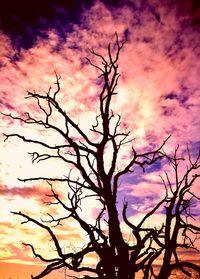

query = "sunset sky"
[0, 0, 200, 278]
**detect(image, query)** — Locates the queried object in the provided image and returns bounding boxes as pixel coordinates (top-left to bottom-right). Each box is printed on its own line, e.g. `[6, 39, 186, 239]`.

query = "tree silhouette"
[3, 35, 200, 279]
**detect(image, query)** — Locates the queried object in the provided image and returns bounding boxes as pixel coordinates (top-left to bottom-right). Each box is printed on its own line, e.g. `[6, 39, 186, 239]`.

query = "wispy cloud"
[0, 0, 199, 272]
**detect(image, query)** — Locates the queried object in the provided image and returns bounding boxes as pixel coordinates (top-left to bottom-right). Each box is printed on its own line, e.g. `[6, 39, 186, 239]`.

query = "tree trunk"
[157, 251, 172, 279]
[106, 197, 129, 279]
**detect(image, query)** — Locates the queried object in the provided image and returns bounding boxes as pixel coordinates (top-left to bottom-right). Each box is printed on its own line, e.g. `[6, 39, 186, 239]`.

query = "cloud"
[1, 1, 199, 149]
[0, 0, 199, 271]
[0, 184, 48, 199]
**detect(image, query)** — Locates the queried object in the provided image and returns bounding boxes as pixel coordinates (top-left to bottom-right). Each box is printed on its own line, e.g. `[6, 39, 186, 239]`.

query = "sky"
[0, 0, 200, 278]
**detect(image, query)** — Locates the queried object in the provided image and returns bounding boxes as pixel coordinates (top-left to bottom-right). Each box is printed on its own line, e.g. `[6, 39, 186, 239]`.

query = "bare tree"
[122, 147, 200, 279]
[2, 35, 200, 279]
[156, 148, 200, 279]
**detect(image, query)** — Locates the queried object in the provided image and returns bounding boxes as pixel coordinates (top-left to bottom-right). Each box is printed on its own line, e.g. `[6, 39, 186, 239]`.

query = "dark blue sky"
[0, 0, 199, 49]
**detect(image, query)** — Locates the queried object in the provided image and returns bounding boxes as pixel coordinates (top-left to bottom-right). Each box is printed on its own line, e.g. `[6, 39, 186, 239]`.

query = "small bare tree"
[2, 35, 200, 279]
[156, 148, 200, 279]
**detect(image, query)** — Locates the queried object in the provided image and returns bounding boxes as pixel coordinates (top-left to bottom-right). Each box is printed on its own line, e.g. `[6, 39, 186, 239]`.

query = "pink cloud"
[1, 1, 199, 149]
[0, 184, 49, 200]
[0, 0, 199, 270]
